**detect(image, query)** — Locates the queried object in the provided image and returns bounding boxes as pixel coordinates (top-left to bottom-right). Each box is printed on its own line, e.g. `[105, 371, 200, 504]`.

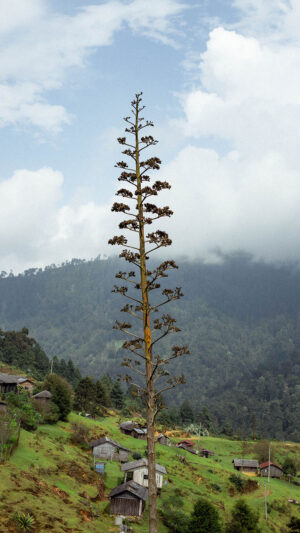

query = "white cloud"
[164, 146, 300, 262]
[0, 0, 185, 133]
[0, 168, 115, 272]
[169, 3, 300, 262]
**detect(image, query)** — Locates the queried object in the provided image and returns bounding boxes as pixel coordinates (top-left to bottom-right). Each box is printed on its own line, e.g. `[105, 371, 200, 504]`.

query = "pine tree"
[109, 92, 189, 533]
[74, 377, 96, 412]
[110, 381, 124, 410]
[189, 498, 222, 533]
[180, 399, 194, 425]
[226, 499, 260, 533]
[43, 374, 73, 421]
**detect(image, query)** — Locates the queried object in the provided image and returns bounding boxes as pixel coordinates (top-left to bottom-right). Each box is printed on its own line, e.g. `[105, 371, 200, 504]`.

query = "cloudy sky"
[1, 0, 300, 272]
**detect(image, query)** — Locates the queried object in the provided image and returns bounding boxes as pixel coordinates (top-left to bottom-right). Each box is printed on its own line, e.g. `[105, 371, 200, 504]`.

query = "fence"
[0, 420, 21, 463]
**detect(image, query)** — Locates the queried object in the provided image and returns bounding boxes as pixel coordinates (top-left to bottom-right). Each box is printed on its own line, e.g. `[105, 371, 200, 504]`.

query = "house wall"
[110, 496, 140, 516]
[19, 382, 34, 394]
[158, 437, 170, 446]
[236, 467, 258, 474]
[132, 467, 163, 489]
[260, 466, 283, 478]
[93, 443, 128, 462]
[0, 383, 17, 394]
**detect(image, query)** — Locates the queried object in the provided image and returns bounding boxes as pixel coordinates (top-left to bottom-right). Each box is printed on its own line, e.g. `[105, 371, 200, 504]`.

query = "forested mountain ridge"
[0, 254, 299, 440]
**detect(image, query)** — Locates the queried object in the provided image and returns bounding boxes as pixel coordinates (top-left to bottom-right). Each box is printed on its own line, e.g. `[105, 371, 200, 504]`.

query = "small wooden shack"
[260, 461, 283, 478]
[120, 421, 137, 436]
[119, 421, 147, 439]
[33, 390, 52, 403]
[17, 377, 35, 394]
[177, 440, 198, 454]
[157, 434, 171, 446]
[121, 458, 167, 489]
[89, 437, 131, 462]
[109, 480, 148, 517]
[131, 427, 147, 440]
[0, 373, 18, 395]
[233, 459, 259, 474]
[178, 440, 194, 448]
[200, 448, 214, 458]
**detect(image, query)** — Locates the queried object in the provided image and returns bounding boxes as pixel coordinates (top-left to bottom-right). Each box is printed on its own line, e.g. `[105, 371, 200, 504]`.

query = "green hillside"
[0, 255, 300, 439]
[1, 413, 299, 532]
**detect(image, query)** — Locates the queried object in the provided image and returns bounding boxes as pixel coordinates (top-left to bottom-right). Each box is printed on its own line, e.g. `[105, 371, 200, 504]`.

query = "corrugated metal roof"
[233, 459, 259, 468]
[109, 480, 148, 501]
[260, 461, 283, 471]
[121, 458, 167, 474]
[89, 436, 131, 452]
[132, 427, 147, 435]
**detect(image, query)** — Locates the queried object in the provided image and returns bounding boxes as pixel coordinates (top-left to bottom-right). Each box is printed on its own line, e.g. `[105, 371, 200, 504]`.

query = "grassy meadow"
[0, 413, 299, 532]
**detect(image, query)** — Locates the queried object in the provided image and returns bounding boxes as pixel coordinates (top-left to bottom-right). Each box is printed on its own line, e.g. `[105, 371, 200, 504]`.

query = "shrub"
[226, 499, 260, 533]
[42, 374, 73, 421]
[70, 422, 90, 445]
[132, 451, 142, 460]
[14, 512, 35, 531]
[270, 499, 290, 515]
[282, 457, 297, 477]
[254, 439, 273, 463]
[189, 498, 222, 533]
[160, 508, 189, 533]
[34, 399, 59, 424]
[229, 473, 244, 493]
[6, 391, 40, 431]
[287, 517, 300, 533]
[211, 482, 222, 492]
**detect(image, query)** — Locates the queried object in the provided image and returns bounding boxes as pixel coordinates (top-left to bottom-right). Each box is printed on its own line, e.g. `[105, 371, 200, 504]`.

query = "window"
[143, 474, 148, 480]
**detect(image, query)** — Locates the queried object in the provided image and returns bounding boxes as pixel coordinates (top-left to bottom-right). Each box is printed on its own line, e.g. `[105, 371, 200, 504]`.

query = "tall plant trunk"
[135, 101, 158, 533]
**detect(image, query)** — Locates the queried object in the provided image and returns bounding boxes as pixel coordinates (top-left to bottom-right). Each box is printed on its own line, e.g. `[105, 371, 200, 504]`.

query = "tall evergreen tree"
[180, 399, 194, 425]
[74, 377, 96, 412]
[110, 381, 124, 410]
[43, 374, 73, 421]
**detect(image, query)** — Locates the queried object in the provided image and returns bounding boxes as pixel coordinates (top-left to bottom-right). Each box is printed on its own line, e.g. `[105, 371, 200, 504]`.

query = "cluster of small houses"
[0, 375, 288, 520]
[88, 420, 286, 519]
[0, 372, 52, 412]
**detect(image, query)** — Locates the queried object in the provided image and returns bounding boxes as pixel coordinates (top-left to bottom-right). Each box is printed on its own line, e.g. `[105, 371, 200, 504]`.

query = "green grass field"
[0, 413, 299, 532]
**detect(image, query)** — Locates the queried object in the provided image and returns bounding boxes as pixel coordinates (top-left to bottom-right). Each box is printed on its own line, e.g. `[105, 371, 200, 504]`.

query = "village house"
[121, 458, 167, 490]
[200, 448, 214, 458]
[157, 434, 171, 446]
[33, 390, 52, 404]
[131, 427, 147, 440]
[177, 439, 194, 448]
[17, 377, 35, 394]
[233, 459, 259, 474]
[177, 440, 198, 454]
[119, 421, 137, 436]
[89, 436, 131, 462]
[109, 480, 148, 517]
[0, 373, 18, 395]
[260, 461, 283, 479]
[119, 421, 147, 439]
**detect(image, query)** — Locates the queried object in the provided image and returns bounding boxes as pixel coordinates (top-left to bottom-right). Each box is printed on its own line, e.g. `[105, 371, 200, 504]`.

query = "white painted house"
[121, 458, 167, 489]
